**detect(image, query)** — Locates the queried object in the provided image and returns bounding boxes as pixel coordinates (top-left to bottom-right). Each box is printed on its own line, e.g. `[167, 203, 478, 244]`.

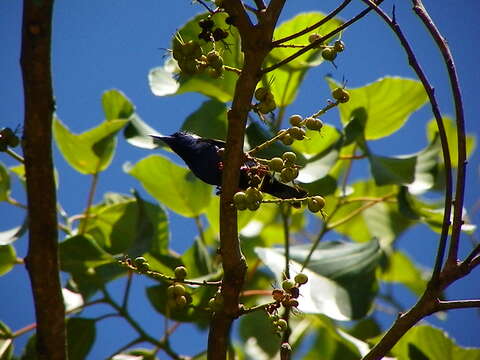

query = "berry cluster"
[308, 35, 346, 63]
[172, 38, 224, 78]
[268, 152, 299, 183]
[133, 256, 150, 273]
[254, 87, 277, 114]
[0, 127, 20, 152]
[233, 186, 263, 211]
[266, 273, 309, 334]
[198, 17, 228, 43]
[166, 282, 192, 310]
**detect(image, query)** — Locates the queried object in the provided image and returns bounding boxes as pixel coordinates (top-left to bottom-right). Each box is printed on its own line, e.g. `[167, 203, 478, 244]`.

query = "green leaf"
[0, 245, 16, 276]
[102, 89, 134, 121]
[181, 238, 213, 277]
[380, 250, 429, 295]
[239, 310, 281, 357]
[59, 234, 114, 273]
[426, 116, 476, 168]
[67, 318, 95, 360]
[67, 262, 126, 300]
[0, 320, 13, 360]
[255, 239, 382, 320]
[304, 316, 368, 360]
[369, 154, 417, 186]
[82, 193, 169, 257]
[327, 77, 428, 140]
[397, 187, 476, 235]
[53, 117, 128, 174]
[126, 154, 212, 217]
[389, 324, 480, 360]
[181, 99, 227, 140]
[0, 161, 10, 202]
[124, 114, 162, 149]
[0, 218, 28, 245]
[149, 13, 242, 102]
[342, 108, 367, 147]
[368, 135, 440, 189]
[292, 124, 341, 156]
[323, 181, 410, 244]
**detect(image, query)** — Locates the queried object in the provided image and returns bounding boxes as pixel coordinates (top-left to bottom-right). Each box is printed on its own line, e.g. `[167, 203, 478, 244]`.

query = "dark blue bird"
[151, 132, 307, 199]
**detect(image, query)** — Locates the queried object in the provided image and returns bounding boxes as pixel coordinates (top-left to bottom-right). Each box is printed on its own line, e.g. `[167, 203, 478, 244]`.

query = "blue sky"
[1, 0, 479, 358]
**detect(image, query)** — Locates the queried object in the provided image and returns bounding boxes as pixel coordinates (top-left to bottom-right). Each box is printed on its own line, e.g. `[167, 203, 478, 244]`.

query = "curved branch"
[411, 0, 467, 268]
[359, 0, 453, 287]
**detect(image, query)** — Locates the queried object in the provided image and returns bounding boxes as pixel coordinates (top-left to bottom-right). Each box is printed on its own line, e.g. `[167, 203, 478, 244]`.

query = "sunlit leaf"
[102, 89, 134, 121]
[82, 192, 169, 257]
[53, 117, 128, 174]
[126, 154, 212, 217]
[124, 114, 162, 149]
[292, 124, 342, 157]
[0, 218, 28, 245]
[327, 77, 428, 140]
[387, 324, 480, 360]
[256, 239, 381, 320]
[59, 234, 114, 273]
[0, 245, 16, 276]
[0, 161, 10, 201]
[426, 116, 476, 168]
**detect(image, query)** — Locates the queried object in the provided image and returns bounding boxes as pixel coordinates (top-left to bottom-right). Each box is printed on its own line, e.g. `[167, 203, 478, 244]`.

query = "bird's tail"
[261, 176, 307, 199]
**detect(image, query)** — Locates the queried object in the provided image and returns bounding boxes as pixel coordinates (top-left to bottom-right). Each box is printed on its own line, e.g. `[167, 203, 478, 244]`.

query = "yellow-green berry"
[289, 126, 306, 140]
[332, 87, 350, 103]
[322, 47, 337, 61]
[305, 117, 323, 131]
[289, 114, 303, 127]
[282, 279, 295, 291]
[233, 191, 248, 210]
[269, 157, 284, 172]
[174, 266, 188, 280]
[294, 273, 308, 285]
[333, 40, 345, 52]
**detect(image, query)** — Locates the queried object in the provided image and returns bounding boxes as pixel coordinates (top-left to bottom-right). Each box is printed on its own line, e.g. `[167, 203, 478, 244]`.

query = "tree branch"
[272, 0, 352, 46]
[262, 3, 380, 74]
[411, 0, 467, 269]
[359, 0, 453, 287]
[437, 299, 480, 311]
[20, 1, 67, 359]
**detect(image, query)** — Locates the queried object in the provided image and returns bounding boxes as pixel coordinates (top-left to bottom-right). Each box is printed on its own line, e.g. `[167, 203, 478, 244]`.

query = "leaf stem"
[79, 172, 99, 234]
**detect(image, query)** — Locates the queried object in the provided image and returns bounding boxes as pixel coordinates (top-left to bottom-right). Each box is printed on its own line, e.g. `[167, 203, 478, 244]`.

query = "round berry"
[176, 295, 188, 308]
[247, 200, 261, 211]
[134, 256, 147, 266]
[308, 33, 321, 46]
[294, 273, 308, 285]
[233, 191, 248, 210]
[199, 18, 214, 30]
[272, 289, 285, 302]
[289, 114, 303, 127]
[212, 28, 228, 41]
[276, 319, 288, 331]
[255, 87, 269, 101]
[174, 266, 188, 280]
[282, 279, 295, 291]
[167, 284, 176, 298]
[282, 152, 297, 163]
[173, 284, 186, 296]
[305, 117, 323, 131]
[246, 187, 263, 203]
[258, 99, 276, 114]
[307, 196, 325, 213]
[321, 47, 337, 61]
[332, 87, 350, 103]
[206, 50, 223, 68]
[289, 126, 306, 140]
[333, 40, 345, 52]
[281, 133, 294, 146]
[269, 157, 284, 172]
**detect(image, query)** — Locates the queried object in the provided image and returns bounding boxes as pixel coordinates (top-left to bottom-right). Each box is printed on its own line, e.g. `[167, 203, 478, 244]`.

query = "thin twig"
[121, 271, 133, 310]
[263, 3, 381, 74]
[272, 0, 353, 46]
[437, 299, 480, 311]
[79, 172, 99, 234]
[411, 0, 467, 268]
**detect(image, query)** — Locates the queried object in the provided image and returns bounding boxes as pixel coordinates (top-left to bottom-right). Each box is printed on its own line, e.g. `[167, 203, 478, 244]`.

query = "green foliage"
[327, 77, 428, 140]
[126, 154, 212, 217]
[3, 6, 478, 360]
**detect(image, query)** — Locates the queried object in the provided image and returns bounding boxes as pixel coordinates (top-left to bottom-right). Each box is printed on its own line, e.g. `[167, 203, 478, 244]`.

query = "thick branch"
[20, 1, 66, 360]
[411, 0, 467, 268]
